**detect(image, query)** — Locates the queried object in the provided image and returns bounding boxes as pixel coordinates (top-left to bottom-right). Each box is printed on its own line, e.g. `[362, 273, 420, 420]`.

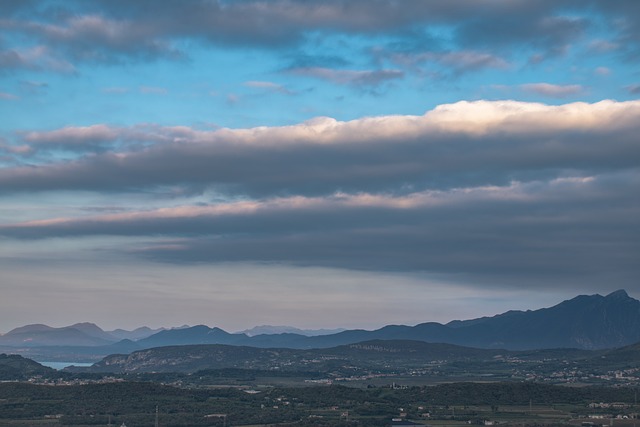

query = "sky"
[1, 0, 639, 333]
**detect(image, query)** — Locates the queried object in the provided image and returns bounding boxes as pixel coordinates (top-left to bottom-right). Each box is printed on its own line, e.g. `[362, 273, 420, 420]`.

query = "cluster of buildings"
[518, 367, 640, 386]
[24, 375, 125, 386]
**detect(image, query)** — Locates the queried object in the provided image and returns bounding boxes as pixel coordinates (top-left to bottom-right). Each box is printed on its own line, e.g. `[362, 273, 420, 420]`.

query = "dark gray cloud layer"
[1, 171, 638, 289]
[1, 100, 639, 290]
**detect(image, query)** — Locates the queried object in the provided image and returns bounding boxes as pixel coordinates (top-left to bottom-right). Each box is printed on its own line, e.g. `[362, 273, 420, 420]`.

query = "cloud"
[2, 99, 639, 289]
[429, 51, 509, 71]
[103, 87, 129, 94]
[18, 124, 192, 153]
[19, 15, 182, 63]
[456, 12, 589, 57]
[226, 93, 240, 105]
[0, 179, 611, 237]
[388, 50, 509, 75]
[0, 0, 595, 66]
[520, 83, 585, 98]
[290, 67, 403, 87]
[22, 124, 120, 149]
[0, 141, 30, 155]
[0, 0, 35, 16]
[0, 92, 18, 100]
[244, 80, 294, 95]
[2, 100, 640, 196]
[0, 49, 28, 71]
[0, 44, 75, 73]
[139, 86, 168, 95]
[19, 80, 49, 94]
[1, 172, 638, 288]
[626, 84, 640, 95]
[588, 39, 620, 53]
[591, 1, 640, 60]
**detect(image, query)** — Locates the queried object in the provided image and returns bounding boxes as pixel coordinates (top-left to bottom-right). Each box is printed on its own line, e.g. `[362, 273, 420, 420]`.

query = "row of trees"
[1, 382, 638, 426]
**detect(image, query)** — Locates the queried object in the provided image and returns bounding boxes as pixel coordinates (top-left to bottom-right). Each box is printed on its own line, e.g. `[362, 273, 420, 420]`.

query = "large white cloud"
[2, 100, 640, 196]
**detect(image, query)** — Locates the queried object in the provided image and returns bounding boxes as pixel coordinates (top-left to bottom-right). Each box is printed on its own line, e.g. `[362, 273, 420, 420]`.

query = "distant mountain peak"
[4, 290, 638, 353]
[238, 325, 347, 337]
[68, 322, 106, 333]
[70, 322, 101, 327]
[6, 324, 54, 335]
[606, 289, 630, 299]
[107, 326, 164, 341]
[0, 323, 117, 347]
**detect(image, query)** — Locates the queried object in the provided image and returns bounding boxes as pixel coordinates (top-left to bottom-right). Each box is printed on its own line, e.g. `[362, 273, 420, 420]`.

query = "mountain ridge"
[74, 339, 600, 375]
[131, 290, 640, 351]
[0, 324, 161, 348]
[237, 325, 347, 337]
[2, 290, 639, 352]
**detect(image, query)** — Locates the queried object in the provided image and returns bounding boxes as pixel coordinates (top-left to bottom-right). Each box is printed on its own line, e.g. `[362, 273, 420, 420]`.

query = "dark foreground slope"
[0, 353, 54, 380]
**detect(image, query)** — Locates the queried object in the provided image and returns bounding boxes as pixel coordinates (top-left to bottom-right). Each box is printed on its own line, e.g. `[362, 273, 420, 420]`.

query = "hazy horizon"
[1, 1, 638, 334]
[0, 288, 629, 334]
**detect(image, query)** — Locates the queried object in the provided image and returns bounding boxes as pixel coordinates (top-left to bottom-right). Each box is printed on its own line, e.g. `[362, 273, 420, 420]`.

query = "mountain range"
[237, 325, 346, 337]
[80, 339, 590, 374]
[0, 323, 164, 347]
[130, 290, 640, 351]
[2, 290, 639, 360]
[72, 337, 640, 377]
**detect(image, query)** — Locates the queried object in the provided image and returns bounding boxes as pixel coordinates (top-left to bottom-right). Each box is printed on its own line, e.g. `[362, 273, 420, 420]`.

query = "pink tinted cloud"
[520, 83, 584, 98]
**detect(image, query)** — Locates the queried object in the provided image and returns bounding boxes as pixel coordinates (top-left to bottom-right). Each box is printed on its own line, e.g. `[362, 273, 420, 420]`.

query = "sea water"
[38, 361, 94, 370]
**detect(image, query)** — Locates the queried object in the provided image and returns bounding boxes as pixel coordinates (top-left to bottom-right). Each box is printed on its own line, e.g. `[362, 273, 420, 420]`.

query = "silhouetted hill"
[5, 324, 55, 335]
[136, 325, 249, 348]
[0, 354, 54, 380]
[306, 290, 640, 350]
[78, 339, 597, 374]
[0, 326, 115, 347]
[586, 340, 640, 369]
[0, 323, 171, 349]
[238, 325, 346, 337]
[135, 290, 640, 350]
[66, 323, 118, 341]
[108, 326, 164, 340]
[438, 289, 640, 349]
[78, 340, 509, 373]
[4, 290, 639, 360]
